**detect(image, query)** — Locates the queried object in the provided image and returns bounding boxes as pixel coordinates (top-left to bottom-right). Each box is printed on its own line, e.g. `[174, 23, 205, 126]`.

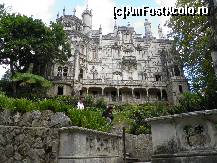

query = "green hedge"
[0, 91, 214, 134]
[0, 93, 111, 132]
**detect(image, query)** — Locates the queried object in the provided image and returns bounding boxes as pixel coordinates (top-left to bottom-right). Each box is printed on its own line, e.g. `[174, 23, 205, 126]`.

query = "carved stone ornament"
[122, 56, 137, 70]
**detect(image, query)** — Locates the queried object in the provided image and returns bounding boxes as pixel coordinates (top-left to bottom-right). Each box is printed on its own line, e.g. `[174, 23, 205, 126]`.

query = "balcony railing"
[48, 76, 74, 82]
[82, 79, 166, 87]
[48, 76, 167, 87]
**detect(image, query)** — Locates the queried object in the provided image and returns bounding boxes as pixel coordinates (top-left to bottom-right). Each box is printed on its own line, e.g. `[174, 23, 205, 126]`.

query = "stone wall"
[0, 109, 71, 163]
[0, 110, 123, 163]
[146, 109, 217, 163]
[125, 134, 153, 161]
[58, 127, 123, 163]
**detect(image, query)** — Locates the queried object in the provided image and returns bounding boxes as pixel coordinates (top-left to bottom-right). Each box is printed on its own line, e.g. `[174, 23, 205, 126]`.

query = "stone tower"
[144, 19, 152, 38]
[82, 6, 92, 35]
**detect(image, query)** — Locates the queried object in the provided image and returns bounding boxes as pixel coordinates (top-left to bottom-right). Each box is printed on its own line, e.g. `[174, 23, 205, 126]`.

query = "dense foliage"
[11, 73, 52, 98]
[0, 91, 214, 134]
[0, 13, 71, 77]
[167, 0, 217, 108]
[0, 92, 111, 132]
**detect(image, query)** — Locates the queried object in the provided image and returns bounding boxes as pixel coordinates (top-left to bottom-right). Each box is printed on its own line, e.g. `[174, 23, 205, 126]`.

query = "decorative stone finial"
[63, 7, 65, 15]
[158, 24, 165, 39]
[73, 8, 76, 16]
[144, 19, 152, 38]
[128, 22, 130, 27]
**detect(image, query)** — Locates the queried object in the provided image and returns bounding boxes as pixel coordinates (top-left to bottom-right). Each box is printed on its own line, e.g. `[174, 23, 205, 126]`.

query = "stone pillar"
[117, 88, 120, 101]
[102, 88, 104, 96]
[86, 88, 89, 95]
[74, 46, 80, 81]
[161, 89, 163, 101]
[131, 88, 134, 100]
[147, 89, 149, 102]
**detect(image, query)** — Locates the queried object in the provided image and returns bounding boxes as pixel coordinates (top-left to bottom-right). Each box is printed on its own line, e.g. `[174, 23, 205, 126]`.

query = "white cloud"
[75, 0, 115, 34]
[134, 21, 144, 34]
[155, 0, 176, 36]
[0, 0, 56, 24]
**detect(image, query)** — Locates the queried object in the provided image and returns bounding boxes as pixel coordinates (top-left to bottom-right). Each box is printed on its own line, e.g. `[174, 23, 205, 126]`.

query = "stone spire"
[63, 7, 65, 15]
[144, 19, 152, 38]
[99, 24, 102, 34]
[158, 24, 165, 39]
[73, 8, 76, 16]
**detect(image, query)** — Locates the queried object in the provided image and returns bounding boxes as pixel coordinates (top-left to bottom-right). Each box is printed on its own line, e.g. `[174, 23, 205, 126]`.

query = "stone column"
[160, 89, 163, 101]
[117, 88, 119, 101]
[101, 88, 104, 96]
[86, 88, 89, 95]
[131, 88, 134, 100]
[74, 45, 80, 81]
[147, 89, 149, 102]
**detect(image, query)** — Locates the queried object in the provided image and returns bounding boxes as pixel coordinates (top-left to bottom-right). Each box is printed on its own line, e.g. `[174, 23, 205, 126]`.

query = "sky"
[0, 0, 177, 77]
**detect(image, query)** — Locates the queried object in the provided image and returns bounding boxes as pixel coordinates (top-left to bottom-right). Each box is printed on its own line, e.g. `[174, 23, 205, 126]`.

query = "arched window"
[179, 85, 183, 93]
[57, 66, 62, 76]
[79, 69, 83, 79]
[155, 75, 161, 81]
[174, 65, 181, 76]
[81, 45, 84, 54]
[92, 48, 97, 59]
[63, 66, 68, 76]
[57, 86, 64, 95]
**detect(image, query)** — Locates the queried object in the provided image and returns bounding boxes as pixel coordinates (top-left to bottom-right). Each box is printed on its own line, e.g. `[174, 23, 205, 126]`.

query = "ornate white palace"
[47, 7, 189, 104]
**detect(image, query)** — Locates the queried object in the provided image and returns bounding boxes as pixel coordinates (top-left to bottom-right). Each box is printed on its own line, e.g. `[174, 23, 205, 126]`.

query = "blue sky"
[0, 0, 176, 77]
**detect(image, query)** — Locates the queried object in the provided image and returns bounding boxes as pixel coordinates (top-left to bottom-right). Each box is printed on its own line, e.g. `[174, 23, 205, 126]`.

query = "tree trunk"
[10, 61, 17, 97]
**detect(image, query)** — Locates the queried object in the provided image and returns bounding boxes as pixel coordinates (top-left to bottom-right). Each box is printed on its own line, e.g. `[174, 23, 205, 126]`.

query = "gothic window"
[90, 66, 98, 79]
[139, 72, 147, 80]
[92, 48, 97, 59]
[57, 86, 64, 95]
[79, 69, 83, 79]
[63, 66, 68, 76]
[179, 85, 183, 93]
[174, 65, 181, 76]
[81, 45, 84, 54]
[57, 66, 62, 76]
[155, 75, 161, 81]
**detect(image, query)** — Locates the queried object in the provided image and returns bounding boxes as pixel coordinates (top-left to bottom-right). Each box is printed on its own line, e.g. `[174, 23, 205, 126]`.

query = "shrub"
[68, 108, 111, 132]
[12, 98, 36, 112]
[0, 93, 14, 110]
[54, 95, 78, 107]
[37, 99, 63, 112]
[175, 92, 205, 113]
[94, 97, 107, 109]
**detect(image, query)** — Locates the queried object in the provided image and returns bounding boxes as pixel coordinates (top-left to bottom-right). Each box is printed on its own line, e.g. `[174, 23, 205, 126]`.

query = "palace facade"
[47, 7, 189, 104]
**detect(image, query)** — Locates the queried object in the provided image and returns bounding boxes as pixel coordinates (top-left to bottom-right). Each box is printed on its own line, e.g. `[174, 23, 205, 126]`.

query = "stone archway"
[88, 87, 103, 98]
[148, 88, 161, 102]
[133, 88, 147, 103]
[104, 87, 118, 102]
[119, 87, 132, 103]
[162, 89, 168, 101]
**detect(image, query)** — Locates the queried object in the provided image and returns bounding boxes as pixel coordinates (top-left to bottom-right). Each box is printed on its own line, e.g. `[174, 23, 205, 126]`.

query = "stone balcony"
[48, 76, 74, 82]
[81, 79, 167, 87]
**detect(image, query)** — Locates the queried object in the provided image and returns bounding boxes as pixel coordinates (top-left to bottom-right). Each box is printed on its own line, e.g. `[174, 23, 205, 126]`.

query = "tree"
[0, 14, 71, 77]
[11, 72, 52, 98]
[167, 0, 217, 108]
